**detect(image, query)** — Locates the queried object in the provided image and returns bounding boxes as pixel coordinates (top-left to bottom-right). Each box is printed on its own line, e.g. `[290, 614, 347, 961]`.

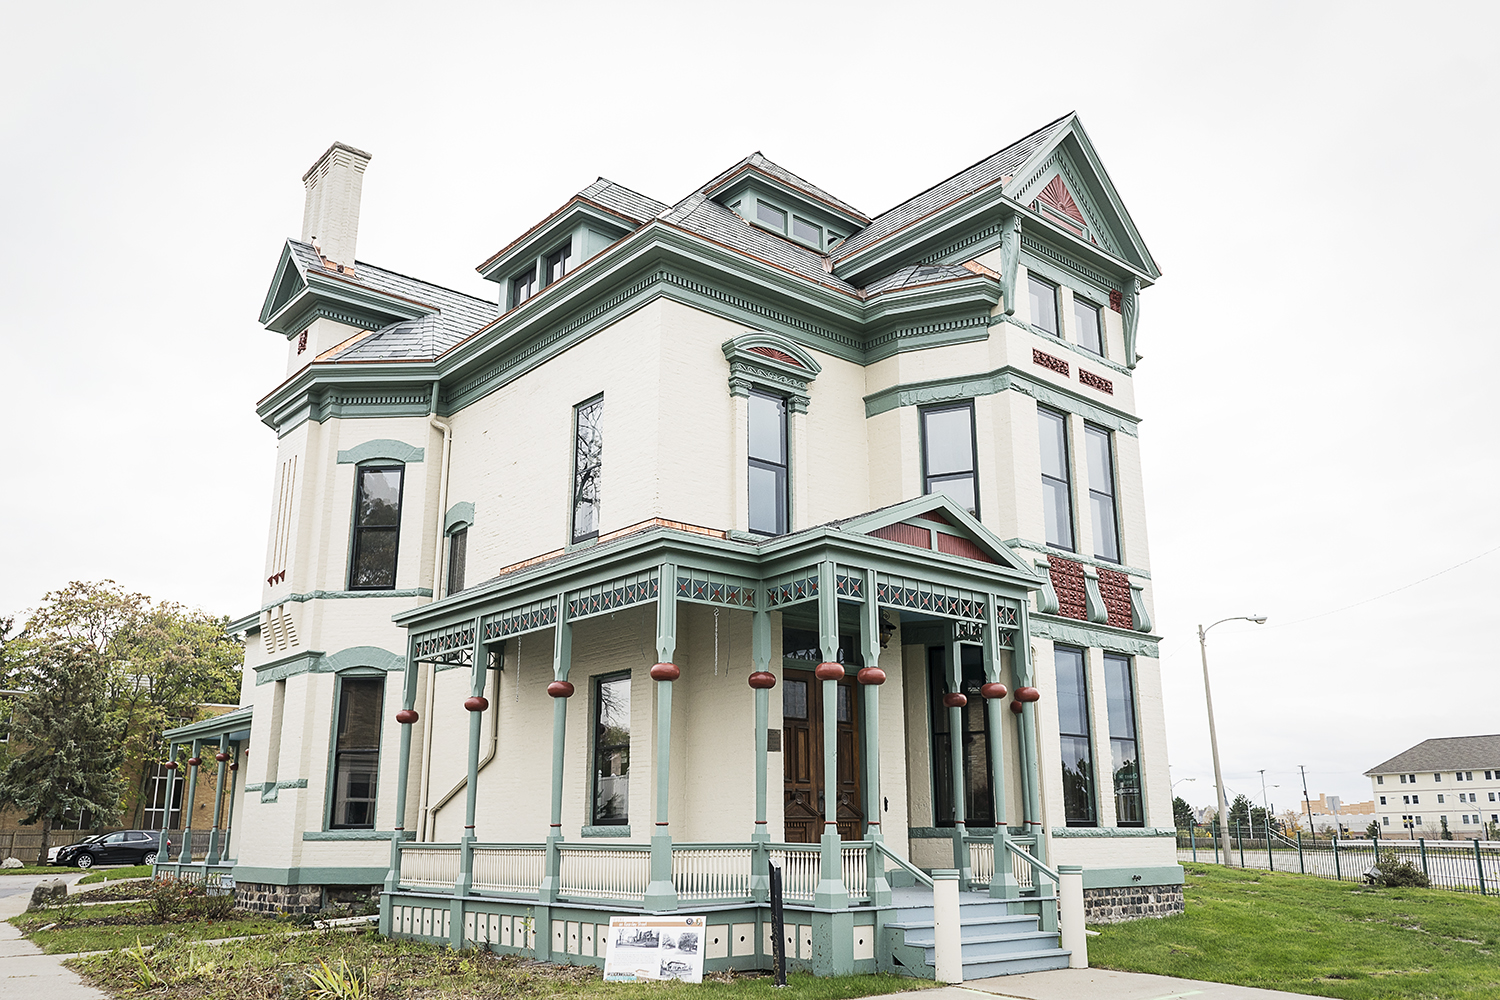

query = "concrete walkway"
[883, 968, 1318, 999]
[0, 873, 107, 999]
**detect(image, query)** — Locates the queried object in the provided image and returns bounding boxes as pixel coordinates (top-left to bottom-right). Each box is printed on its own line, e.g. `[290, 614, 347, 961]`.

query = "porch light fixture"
[878, 611, 896, 648]
[1198, 614, 1268, 863]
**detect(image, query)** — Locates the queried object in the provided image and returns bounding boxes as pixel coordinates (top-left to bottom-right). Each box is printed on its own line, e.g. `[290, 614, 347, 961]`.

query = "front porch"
[152, 705, 251, 891]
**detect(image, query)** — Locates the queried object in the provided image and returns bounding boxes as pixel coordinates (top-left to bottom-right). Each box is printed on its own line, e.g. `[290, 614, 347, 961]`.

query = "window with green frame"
[329, 675, 384, 829]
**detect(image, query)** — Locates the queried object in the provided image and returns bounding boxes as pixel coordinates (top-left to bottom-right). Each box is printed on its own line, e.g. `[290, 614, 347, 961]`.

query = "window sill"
[581, 825, 631, 838]
[305, 830, 393, 841]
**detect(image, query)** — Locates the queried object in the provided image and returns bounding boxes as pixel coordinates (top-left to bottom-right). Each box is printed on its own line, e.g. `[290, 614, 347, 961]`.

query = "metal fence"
[1177, 823, 1499, 895]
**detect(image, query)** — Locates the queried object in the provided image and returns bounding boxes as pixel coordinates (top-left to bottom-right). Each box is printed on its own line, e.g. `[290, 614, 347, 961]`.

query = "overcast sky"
[4, 2, 1496, 814]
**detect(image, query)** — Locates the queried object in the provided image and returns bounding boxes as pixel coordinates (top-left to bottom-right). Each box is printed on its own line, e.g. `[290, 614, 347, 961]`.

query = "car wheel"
[143, 851, 158, 865]
[76, 853, 95, 869]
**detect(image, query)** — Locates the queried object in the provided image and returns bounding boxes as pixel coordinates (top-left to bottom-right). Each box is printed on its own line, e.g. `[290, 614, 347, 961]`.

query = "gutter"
[426, 665, 501, 829]
[417, 381, 454, 839]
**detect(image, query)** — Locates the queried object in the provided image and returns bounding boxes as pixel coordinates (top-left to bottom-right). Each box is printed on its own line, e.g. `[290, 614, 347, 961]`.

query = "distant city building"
[1365, 735, 1500, 840]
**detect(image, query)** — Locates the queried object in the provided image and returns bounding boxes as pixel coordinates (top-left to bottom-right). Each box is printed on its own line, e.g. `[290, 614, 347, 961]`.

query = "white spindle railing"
[768, 846, 821, 901]
[558, 846, 651, 902]
[1007, 844, 1035, 889]
[841, 844, 870, 901]
[400, 844, 460, 890]
[472, 846, 545, 895]
[672, 846, 753, 901]
[968, 840, 995, 887]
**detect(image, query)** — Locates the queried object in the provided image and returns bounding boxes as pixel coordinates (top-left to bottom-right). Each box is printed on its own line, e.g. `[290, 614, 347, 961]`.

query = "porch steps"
[884, 894, 1070, 980]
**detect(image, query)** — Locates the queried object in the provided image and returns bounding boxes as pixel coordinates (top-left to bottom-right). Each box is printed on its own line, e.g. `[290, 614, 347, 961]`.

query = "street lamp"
[1198, 615, 1268, 864]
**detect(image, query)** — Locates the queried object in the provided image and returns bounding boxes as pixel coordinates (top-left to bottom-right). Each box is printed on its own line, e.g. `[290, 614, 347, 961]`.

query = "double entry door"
[782, 670, 864, 842]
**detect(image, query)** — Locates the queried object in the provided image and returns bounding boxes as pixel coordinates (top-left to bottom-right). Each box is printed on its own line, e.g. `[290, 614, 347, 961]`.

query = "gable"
[269, 261, 305, 316]
[839, 494, 1043, 582]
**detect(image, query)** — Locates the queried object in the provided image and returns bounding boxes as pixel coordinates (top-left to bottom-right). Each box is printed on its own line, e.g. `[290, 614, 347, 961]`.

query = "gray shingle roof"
[577, 178, 669, 223]
[285, 241, 499, 361]
[863, 263, 980, 296]
[700, 153, 868, 222]
[1365, 735, 1500, 775]
[660, 194, 861, 297]
[833, 113, 1074, 262]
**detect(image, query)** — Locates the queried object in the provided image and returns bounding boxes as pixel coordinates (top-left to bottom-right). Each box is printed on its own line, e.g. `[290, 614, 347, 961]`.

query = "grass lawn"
[0, 865, 71, 876]
[78, 865, 153, 884]
[1091, 863, 1500, 999]
[68, 927, 930, 999]
[11, 900, 289, 954]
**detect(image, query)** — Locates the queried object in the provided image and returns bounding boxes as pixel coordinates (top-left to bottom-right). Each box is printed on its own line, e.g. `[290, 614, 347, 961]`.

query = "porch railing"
[473, 845, 546, 894]
[558, 844, 651, 902]
[672, 845, 753, 901]
[767, 844, 821, 901]
[399, 843, 461, 890]
[967, 839, 995, 887]
[841, 843, 870, 901]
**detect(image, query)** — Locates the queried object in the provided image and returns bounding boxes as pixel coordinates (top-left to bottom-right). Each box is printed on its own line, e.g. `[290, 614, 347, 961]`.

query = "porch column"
[221, 743, 240, 861]
[156, 743, 179, 871]
[382, 632, 421, 935]
[205, 733, 230, 865]
[813, 560, 852, 975]
[454, 616, 485, 948]
[1016, 601, 1047, 862]
[859, 567, 892, 906]
[645, 563, 679, 911]
[945, 626, 972, 886]
[749, 604, 774, 903]
[540, 597, 574, 906]
[177, 739, 201, 863]
[983, 594, 1018, 899]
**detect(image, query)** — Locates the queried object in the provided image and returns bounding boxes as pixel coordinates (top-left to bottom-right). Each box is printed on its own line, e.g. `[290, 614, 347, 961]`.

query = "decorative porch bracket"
[984, 593, 1019, 899]
[645, 562, 679, 912]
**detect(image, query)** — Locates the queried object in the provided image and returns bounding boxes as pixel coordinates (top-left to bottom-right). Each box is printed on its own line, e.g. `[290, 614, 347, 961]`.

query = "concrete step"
[888, 914, 1041, 941]
[889, 898, 1032, 923]
[907, 928, 1058, 956]
[958, 947, 1072, 979]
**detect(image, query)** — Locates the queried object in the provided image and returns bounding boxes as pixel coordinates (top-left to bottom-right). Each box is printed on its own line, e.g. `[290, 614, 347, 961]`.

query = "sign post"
[770, 864, 787, 987]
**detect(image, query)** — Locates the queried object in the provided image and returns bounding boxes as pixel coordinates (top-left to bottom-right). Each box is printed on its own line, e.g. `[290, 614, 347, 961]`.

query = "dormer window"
[545, 239, 574, 286]
[511, 264, 538, 308]
[791, 216, 821, 245]
[756, 202, 786, 231]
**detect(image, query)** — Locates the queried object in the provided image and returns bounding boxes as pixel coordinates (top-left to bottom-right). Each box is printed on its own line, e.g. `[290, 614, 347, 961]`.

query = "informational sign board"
[602, 915, 706, 983]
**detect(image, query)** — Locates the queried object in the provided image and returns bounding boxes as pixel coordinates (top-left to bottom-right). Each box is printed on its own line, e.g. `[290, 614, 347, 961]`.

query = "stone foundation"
[235, 881, 381, 915]
[1083, 883, 1184, 923]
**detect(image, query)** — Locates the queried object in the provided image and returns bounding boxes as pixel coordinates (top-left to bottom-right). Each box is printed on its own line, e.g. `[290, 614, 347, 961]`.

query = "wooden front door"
[782, 671, 864, 842]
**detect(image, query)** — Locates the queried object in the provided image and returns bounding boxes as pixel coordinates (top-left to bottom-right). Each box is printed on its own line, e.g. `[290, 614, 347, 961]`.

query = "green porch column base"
[177, 828, 194, 864]
[990, 827, 1020, 899]
[383, 831, 412, 895]
[815, 831, 849, 910]
[812, 909, 855, 976]
[454, 833, 475, 897]
[952, 823, 973, 890]
[645, 833, 678, 911]
[538, 835, 562, 904]
[532, 904, 553, 961]
[205, 829, 222, 867]
[750, 831, 770, 903]
[449, 896, 465, 950]
[865, 832, 892, 907]
[379, 890, 393, 936]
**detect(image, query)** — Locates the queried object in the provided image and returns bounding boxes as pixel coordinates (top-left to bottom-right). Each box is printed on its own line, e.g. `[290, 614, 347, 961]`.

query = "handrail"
[1005, 838, 1061, 884]
[873, 841, 933, 888]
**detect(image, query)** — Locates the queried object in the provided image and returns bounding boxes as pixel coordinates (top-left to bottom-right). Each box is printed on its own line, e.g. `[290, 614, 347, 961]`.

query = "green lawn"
[69, 927, 929, 999]
[77, 865, 153, 884]
[11, 900, 289, 954]
[0, 865, 71, 876]
[1090, 863, 1500, 999]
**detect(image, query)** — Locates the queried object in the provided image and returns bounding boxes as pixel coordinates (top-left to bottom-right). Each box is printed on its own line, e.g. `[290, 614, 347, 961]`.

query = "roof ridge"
[290, 239, 497, 309]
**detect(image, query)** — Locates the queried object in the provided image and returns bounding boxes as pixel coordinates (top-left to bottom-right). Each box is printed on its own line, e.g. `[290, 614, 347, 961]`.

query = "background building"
[1366, 735, 1500, 840]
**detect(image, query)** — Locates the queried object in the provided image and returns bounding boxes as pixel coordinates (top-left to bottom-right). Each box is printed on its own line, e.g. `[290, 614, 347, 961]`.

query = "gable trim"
[863, 364, 1140, 437]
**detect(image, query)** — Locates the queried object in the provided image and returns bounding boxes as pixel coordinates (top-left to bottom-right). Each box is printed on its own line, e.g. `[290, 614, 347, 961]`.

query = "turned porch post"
[749, 604, 775, 902]
[177, 739, 201, 863]
[645, 562, 679, 911]
[457, 615, 487, 901]
[983, 594, 1018, 898]
[156, 743, 179, 870]
[382, 632, 421, 934]
[1016, 601, 1047, 861]
[221, 742, 239, 861]
[859, 567, 892, 906]
[946, 625, 972, 885]
[814, 560, 849, 910]
[540, 596, 573, 905]
[205, 733, 230, 865]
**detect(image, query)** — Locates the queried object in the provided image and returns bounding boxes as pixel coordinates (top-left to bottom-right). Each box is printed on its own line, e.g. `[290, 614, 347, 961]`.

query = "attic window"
[544, 239, 574, 287]
[756, 202, 786, 230]
[511, 264, 538, 308]
[791, 217, 821, 245]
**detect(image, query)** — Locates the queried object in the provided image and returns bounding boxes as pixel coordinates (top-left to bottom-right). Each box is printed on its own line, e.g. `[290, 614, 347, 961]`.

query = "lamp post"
[1198, 615, 1267, 865]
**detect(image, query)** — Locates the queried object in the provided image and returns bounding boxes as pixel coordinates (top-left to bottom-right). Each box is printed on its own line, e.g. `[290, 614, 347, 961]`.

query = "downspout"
[428, 665, 501, 829]
[417, 381, 453, 840]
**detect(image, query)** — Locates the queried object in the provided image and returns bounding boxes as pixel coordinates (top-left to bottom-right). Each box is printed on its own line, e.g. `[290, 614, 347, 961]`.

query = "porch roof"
[164, 705, 253, 743]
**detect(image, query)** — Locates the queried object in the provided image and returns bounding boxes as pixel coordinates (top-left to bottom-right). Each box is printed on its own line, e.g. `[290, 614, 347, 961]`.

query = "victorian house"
[158, 113, 1179, 978]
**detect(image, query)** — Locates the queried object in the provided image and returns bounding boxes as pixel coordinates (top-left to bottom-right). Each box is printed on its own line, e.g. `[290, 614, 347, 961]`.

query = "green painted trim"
[1051, 827, 1177, 838]
[580, 826, 632, 838]
[304, 830, 398, 841]
[258, 778, 308, 804]
[1002, 539, 1152, 580]
[229, 865, 388, 886]
[1080, 865, 1184, 890]
[226, 612, 260, 636]
[862, 364, 1140, 437]
[445, 501, 475, 534]
[254, 645, 407, 685]
[1030, 616, 1161, 657]
[336, 439, 425, 465]
[164, 706, 254, 741]
[235, 589, 433, 630]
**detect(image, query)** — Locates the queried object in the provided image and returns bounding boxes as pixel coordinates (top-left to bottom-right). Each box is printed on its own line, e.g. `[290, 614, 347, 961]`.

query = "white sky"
[3, 2, 1497, 815]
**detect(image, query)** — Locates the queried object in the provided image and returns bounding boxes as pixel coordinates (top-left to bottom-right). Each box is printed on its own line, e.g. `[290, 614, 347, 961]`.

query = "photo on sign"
[603, 916, 706, 984]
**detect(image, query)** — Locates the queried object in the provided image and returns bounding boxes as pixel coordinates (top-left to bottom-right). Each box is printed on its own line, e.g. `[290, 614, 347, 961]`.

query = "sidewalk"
[0, 873, 107, 999]
[883, 968, 1317, 999]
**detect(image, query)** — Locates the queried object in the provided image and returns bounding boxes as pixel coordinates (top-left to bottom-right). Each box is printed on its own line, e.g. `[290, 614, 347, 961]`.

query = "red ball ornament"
[229, 762, 238, 772]
[187, 757, 202, 768]
[1015, 686, 1041, 703]
[748, 671, 777, 690]
[215, 752, 229, 763]
[464, 696, 490, 712]
[942, 692, 967, 708]
[650, 663, 680, 682]
[1010, 699, 1024, 714]
[814, 662, 844, 681]
[857, 667, 887, 686]
[980, 682, 1008, 700]
[546, 681, 575, 699]
[164, 760, 178, 771]
[395, 709, 419, 725]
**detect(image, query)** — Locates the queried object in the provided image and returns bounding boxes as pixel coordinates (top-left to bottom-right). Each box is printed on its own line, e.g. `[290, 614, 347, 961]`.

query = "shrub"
[1372, 848, 1430, 888]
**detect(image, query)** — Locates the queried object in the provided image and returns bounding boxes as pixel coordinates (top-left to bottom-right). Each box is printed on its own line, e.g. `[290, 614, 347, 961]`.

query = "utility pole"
[1259, 769, 1272, 833]
[1299, 765, 1314, 835]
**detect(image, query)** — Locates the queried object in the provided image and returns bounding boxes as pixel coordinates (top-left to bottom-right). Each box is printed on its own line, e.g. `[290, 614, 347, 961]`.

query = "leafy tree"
[1440, 816, 1451, 840]
[0, 641, 125, 863]
[1367, 820, 1382, 839]
[1173, 795, 1194, 829]
[1228, 794, 1254, 830]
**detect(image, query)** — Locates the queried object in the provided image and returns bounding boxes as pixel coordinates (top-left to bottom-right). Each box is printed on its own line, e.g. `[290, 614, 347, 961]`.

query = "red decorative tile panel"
[918, 510, 953, 525]
[1109, 289, 1123, 312]
[935, 532, 997, 564]
[750, 346, 803, 368]
[1097, 567, 1133, 629]
[1079, 369, 1113, 394]
[1033, 349, 1070, 376]
[1049, 557, 1086, 620]
[871, 522, 932, 549]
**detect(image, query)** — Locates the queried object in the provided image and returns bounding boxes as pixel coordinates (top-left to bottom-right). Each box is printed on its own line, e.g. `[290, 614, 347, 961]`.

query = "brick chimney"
[300, 142, 371, 267]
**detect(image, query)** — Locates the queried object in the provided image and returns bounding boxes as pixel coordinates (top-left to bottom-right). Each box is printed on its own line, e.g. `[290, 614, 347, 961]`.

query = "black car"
[54, 830, 170, 868]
